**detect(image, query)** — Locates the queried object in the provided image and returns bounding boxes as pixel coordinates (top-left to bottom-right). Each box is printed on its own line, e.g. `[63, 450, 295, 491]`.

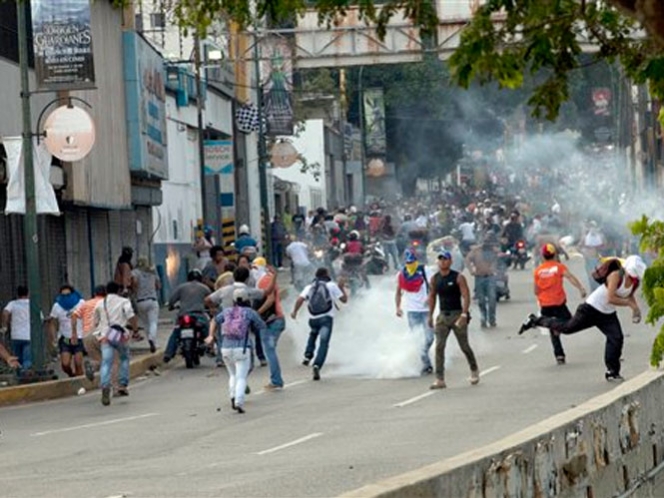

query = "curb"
[0, 351, 178, 407]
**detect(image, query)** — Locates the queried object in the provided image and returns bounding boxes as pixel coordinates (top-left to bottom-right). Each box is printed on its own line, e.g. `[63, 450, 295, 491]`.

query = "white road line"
[393, 391, 436, 408]
[257, 433, 323, 456]
[480, 365, 501, 376]
[522, 345, 538, 354]
[30, 413, 158, 437]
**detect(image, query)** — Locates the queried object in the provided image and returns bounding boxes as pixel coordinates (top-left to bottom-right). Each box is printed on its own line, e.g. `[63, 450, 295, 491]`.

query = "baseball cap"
[437, 251, 452, 260]
[541, 243, 557, 258]
[253, 257, 267, 267]
[404, 249, 417, 264]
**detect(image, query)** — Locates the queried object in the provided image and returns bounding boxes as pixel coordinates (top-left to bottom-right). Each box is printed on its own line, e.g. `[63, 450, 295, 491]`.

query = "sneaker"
[117, 387, 129, 397]
[264, 383, 283, 391]
[163, 355, 172, 364]
[149, 365, 161, 376]
[259, 359, 268, 367]
[236, 405, 245, 414]
[421, 366, 433, 376]
[84, 360, 95, 382]
[556, 357, 566, 365]
[605, 371, 625, 382]
[149, 340, 156, 354]
[430, 379, 446, 390]
[101, 387, 111, 406]
[312, 365, 321, 381]
[302, 358, 310, 366]
[518, 314, 538, 335]
[489, 322, 497, 328]
[470, 370, 480, 385]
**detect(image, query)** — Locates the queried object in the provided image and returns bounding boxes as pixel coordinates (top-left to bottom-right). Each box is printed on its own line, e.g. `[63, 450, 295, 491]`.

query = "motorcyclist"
[502, 211, 525, 250]
[235, 224, 259, 260]
[163, 269, 211, 363]
[343, 231, 371, 289]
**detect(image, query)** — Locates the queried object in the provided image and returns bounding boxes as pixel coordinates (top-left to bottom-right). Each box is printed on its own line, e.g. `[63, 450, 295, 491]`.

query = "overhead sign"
[43, 105, 96, 162]
[30, 0, 96, 91]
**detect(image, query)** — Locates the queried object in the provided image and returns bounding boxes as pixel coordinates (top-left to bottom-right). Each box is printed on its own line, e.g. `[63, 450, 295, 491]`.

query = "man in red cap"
[520, 243, 587, 364]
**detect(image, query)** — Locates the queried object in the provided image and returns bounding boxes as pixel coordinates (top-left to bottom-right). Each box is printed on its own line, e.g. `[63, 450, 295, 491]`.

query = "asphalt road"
[0, 258, 657, 498]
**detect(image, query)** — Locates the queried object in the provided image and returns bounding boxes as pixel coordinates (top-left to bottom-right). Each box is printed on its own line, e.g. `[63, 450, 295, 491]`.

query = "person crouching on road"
[291, 267, 348, 381]
[519, 255, 646, 382]
[206, 288, 266, 414]
[527, 244, 587, 365]
[395, 249, 434, 375]
[93, 282, 138, 406]
[428, 251, 480, 389]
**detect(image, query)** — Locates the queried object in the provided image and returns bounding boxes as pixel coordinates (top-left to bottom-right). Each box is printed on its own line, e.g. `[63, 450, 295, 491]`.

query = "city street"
[0, 259, 657, 498]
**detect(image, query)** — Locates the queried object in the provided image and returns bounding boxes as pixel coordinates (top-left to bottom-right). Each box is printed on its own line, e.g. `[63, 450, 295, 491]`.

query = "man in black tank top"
[427, 251, 480, 389]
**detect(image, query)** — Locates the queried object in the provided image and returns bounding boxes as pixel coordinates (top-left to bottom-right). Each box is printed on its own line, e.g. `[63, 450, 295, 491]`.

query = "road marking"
[30, 413, 158, 437]
[257, 432, 323, 455]
[522, 345, 538, 354]
[480, 365, 501, 376]
[393, 391, 436, 408]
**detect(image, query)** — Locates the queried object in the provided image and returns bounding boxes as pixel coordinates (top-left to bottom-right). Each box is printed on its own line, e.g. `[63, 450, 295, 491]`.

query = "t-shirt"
[3, 299, 31, 341]
[534, 261, 567, 307]
[73, 297, 104, 336]
[168, 282, 211, 316]
[132, 269, 159, 301]
[299, 281, 344, 318]
[287, 241, 310, 267]
[93, 294, 135, 331]
[208, 282, 265, 310]
[257, 273, 283, 319]
[459, 222, 476, 242]
[397, 266, 432, 312]
[50, 300, 85, 339]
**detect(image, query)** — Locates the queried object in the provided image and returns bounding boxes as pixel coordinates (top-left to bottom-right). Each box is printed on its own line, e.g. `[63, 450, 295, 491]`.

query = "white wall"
[272, 119, 327, 213]
[152, 95, 202, 244]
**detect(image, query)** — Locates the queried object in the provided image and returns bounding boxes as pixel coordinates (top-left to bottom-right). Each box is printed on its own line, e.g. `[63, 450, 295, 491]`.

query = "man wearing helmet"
[520, 255, 646, 381]
[235, 224, 259, 258]
[163, 269, 211, 363]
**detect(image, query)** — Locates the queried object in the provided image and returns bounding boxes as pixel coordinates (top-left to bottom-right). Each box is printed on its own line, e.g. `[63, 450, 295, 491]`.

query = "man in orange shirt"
[520, 244, 587, 364]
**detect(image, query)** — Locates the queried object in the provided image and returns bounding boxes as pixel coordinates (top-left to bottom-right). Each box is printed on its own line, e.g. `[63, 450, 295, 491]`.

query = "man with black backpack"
[290, 267, 348, 381]
[396, 249, 434, 375]
[519, 255, 646, 381]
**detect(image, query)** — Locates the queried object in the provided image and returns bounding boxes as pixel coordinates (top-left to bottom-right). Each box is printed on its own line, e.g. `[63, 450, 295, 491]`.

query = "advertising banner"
[261, 36, 294, 137]
[123, 32, 168, 179]
[363, 88, 386, 155]
[30, 0, 96, 90]
[204, 140, 235, 216]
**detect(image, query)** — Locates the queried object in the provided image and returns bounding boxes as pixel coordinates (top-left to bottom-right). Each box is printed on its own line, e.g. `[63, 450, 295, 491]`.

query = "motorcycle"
[408, 229, 429, 263]
[365, 241, 389, 275]
[341, 253, 367, 297]
[509, 240, 530, 270]
[176, 313, 209, 369]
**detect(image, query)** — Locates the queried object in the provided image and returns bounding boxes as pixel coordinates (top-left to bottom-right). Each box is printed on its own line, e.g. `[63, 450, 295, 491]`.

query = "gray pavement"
[0, 258, 657, 498]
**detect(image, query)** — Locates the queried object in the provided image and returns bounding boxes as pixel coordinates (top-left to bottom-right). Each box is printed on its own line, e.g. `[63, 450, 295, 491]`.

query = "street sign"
[43, 105, 96, 162]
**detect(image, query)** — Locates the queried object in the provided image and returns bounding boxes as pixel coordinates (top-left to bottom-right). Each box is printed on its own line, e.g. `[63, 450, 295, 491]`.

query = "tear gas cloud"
[285, 276, 493, 379]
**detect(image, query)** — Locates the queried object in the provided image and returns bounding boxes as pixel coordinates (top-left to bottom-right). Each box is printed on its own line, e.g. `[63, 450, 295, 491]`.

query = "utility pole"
[252, 26, 272, 260]
[358, 65, 366, 207]
[17, 1, 45, 372]
[194, 33, 208, 226]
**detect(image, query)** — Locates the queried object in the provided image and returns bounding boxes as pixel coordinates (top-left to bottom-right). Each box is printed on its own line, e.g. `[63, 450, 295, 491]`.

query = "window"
[135, 14, 144, 32]
[150, 13, 166, 29]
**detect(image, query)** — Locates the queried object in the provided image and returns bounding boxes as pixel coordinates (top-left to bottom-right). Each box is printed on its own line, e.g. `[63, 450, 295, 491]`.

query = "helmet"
[239, 224, 250, 235]
[541, 243, 557, 258]
[349, 230, 360, 241]
[187, 269, 203, 282]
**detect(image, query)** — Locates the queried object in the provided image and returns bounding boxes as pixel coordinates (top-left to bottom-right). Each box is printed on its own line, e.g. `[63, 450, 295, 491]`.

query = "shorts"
[58, 337, 84, 355]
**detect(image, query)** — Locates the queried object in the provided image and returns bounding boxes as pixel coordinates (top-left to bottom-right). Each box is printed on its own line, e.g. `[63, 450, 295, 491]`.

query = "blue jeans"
[585, 256, 600, 292]
[11, 340, 32, 371]
[407, 311, 434, 370]
[261, 317, 286, 386]
[382, 240, 400, 270]
[304, 316, 334, 369]
[475, 275, 497, 326]
[100, 342, 130, 389]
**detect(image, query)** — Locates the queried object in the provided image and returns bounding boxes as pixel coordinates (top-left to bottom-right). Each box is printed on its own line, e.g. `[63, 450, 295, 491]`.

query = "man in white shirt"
[286, 236, 312, 290]
[1, 286, 33, 371]
[395, 250, 434, 375]
[48, 284, 85, 378]
[93, 282, 138, 406]
[458, 218, 476, 256]
[291, 267, 347, 381]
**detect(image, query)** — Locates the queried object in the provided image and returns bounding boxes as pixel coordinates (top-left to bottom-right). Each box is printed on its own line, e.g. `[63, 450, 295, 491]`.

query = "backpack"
[307, 280, 333, 315]
[592, 258, 623, 285]
[222, 307, 248, 341]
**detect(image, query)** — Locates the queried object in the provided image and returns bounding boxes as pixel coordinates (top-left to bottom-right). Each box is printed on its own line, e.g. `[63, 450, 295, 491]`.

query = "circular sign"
[270, 141, 299, 168]
[43, 105, 96, 162]
[366, 158, 386, 177]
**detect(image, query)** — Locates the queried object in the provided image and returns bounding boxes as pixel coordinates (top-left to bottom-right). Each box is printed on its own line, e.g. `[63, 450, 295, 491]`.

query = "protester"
[1, 286, 34, 372]
[48, 284, 85, 377]
[113, 247, 134, 297]
[72, 285, 108, 381]
[465, 234, 500, 328]
[202, 246, 228, 290]
[132, 257, 161, 353]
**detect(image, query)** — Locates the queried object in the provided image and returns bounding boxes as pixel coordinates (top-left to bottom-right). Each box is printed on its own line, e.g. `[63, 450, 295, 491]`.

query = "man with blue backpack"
[291, 267, 348, 381]
[395, 249, 434, 375]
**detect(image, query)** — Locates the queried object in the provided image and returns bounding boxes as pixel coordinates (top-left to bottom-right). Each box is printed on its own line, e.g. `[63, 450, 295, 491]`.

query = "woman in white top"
[520, 255, 646, 382]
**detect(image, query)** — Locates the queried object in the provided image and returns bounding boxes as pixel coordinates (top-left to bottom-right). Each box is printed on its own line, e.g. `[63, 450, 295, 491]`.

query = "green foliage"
[630, 216, 664, 368]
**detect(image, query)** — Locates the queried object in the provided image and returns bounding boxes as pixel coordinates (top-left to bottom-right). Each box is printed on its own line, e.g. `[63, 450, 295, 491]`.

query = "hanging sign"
[43, 105, 96, 162]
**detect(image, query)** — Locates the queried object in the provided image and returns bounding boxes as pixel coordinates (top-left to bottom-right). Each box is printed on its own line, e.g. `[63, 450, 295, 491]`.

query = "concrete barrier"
[0, 351, 178, 407]
[341, 370, 664, 498]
